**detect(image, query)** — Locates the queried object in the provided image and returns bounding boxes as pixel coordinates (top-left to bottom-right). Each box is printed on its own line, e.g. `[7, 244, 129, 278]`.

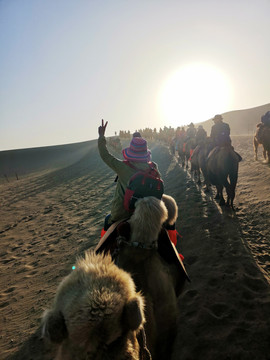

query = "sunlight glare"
[159, 63, 233, 127]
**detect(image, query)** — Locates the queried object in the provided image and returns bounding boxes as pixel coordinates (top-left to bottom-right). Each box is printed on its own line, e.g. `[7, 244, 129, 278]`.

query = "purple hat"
[122, 137, 151, 163]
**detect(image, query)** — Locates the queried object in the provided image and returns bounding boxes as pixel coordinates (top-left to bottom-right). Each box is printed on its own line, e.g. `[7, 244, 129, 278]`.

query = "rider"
[185, 122, 196, 141]
[98, 121, 183, 251]
[261, 111, 270, 127]
[174, 127, 186, 155]
[195, 125, 207, 146]
[210, 114, 231, 147]
[98, 120, 161, 233]
[208, 114, 242, 161]
[184, 122, 197, 158]
[191, 125, 207, 159]
[256, 111, 270, 143]
[175, 126, 186, 139]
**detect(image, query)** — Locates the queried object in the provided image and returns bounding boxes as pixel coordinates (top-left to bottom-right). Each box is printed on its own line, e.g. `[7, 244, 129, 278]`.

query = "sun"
[158, 63, 233, 127]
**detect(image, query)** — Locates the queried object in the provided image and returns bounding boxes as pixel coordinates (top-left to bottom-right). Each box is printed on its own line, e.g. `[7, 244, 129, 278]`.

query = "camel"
[100, 196, 189, 360]
[206, 146, 240, 209]
[253, 124, 270, 163]
[176, 138, 186, 168]
[183, 137, 197, 170]
[41, 251, 150, 360]
[191, 137, 214, 190]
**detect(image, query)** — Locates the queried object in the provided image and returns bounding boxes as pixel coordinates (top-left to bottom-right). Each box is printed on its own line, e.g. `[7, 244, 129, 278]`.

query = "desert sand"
[0, 135, 270, 360]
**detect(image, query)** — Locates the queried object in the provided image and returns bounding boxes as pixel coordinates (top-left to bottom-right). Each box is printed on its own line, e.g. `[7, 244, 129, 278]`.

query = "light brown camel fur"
[41, 251, 149, 360]
[162, 194, 178, 226]
[114, 196, 187, 360]
[253, 124, 270, 163]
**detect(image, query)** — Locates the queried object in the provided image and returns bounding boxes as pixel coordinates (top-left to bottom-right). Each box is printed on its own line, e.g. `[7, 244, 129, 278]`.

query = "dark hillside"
[0, 140, 96, 181]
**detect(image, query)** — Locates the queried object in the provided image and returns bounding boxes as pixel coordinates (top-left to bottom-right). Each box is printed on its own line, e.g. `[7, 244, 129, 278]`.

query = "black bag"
[123, 161, 164, 211]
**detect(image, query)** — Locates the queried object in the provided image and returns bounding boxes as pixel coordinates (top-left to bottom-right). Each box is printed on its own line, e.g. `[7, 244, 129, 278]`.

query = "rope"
[138, 327, 152, 360]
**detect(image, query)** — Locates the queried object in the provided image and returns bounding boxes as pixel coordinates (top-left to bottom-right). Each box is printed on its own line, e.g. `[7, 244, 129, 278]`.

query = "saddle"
[207, 145, 242, 162]
[95, 220, 190, 283]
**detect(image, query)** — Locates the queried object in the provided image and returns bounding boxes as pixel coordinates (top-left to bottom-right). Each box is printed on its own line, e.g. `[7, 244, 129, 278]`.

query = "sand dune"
[199, 103, 270, 136]
[0, 135, 269, 359]
[0, 140, 95, 181]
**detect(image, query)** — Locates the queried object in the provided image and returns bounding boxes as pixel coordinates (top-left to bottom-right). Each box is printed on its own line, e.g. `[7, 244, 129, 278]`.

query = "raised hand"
[98, 119, 108, 136]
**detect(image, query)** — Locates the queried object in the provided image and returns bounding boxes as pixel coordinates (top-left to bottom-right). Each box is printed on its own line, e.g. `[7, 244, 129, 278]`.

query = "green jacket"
[98, 135, 160, 222]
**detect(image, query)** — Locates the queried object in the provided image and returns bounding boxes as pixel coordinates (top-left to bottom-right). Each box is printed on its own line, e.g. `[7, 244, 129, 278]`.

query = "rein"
[138, 327, 152, 360]
[112, 230, 153, 359]
[116, 235, 158, 250]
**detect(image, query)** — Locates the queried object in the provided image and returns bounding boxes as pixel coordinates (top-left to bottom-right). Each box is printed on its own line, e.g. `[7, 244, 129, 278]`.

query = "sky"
[0, 0, 270, 151]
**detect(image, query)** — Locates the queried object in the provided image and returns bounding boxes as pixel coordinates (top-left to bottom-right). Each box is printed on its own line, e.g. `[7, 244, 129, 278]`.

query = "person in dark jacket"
[185, 122, 196, 140]
[210, 114, 231, 146]
[208, 114, 242, 161]
[196, 125, 207, 146]
[261, 111, 270, 127]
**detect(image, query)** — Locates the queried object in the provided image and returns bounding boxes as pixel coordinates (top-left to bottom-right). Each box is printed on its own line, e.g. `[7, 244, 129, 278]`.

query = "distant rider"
[185, 122, 196, 141]
[208, 114, 242, 161]
[195, 125, 207, 146]
[210, 114, 231, 146]
[256, 111, 270, 142]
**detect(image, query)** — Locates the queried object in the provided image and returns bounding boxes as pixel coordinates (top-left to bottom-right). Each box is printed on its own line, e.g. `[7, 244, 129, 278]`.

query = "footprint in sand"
[4, 286, 16, 294]
[209, 303, 228, 318]
[186, 255, 198, 265]
[184, 289, 198, 299]
[0, 301, 10, 309]
[242, 274, 267, 293]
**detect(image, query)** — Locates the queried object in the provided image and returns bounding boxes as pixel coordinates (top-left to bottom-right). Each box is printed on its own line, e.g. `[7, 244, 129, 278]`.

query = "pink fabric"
[122, 137, 151, 162]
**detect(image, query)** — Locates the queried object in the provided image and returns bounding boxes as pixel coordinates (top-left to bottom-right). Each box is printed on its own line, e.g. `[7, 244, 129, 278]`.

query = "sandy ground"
[0, 136, 269, 360]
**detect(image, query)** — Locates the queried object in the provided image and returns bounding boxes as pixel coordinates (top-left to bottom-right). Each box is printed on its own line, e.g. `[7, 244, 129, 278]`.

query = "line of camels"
[40, 123, 269, 360]
[177, 122, 270, 210]
[42, 195, 189, 360]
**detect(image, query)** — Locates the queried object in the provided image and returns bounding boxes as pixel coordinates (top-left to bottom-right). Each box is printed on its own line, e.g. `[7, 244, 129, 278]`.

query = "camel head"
[41, 251, 145, 360]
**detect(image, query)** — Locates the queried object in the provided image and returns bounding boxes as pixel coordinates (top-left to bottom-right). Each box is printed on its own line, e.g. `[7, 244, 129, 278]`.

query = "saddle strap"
[138, 328, 152, 360]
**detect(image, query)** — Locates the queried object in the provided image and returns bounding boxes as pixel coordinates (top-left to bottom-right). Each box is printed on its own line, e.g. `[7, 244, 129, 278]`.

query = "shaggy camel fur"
[162, 194, 178, 226]
[116, 197, 182, 360]
[253, 124, 270, 163]
[42, 251, 148, 360]
[128, 196, 168, 248]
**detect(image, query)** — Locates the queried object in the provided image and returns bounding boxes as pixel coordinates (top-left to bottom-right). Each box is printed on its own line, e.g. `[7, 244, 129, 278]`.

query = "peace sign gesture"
[98, 119, 108, 136]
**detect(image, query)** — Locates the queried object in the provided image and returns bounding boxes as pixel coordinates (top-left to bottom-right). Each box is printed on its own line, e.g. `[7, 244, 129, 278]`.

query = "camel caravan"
[42, 196, 189, 360]
[173, 115, 242, 209]
[173, 111, 269, 209]
[41, 112, 269, 359]
[42, 121, 190, 360]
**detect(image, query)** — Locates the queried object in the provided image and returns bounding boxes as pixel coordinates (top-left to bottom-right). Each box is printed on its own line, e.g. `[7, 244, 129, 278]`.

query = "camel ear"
[42, 310, 68, 343]
[123, 297, 144, 331]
